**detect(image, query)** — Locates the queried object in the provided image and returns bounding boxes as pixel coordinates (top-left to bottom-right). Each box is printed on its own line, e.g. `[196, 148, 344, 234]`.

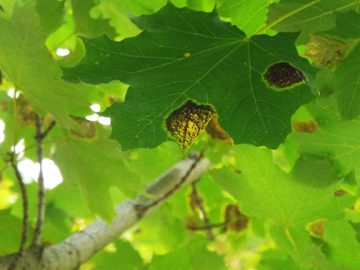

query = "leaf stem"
[190, 182, 215, 240]
[187, 221, 227, 231]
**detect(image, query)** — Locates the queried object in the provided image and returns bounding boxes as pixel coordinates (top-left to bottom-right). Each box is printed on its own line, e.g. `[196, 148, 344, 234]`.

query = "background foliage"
[0, 0, 360, 269]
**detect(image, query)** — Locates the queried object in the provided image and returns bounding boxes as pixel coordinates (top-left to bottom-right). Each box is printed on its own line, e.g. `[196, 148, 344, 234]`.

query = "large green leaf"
[211, 145, 350, 226]
[266, 0, 357, 35]
[0, 2, 96, 128]
[53, 136, 134, 219]
[211, 145, 353, 267]
[65, 4, 316, 150]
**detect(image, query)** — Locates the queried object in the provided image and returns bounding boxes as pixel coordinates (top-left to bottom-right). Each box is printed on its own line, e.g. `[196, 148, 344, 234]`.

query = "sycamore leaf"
[65, 4, 316, 150]
[211, 145, 353, 266]
[0, 2, 96, 128]
[211, 145, 351, 226]
[53, 136, 134, 220]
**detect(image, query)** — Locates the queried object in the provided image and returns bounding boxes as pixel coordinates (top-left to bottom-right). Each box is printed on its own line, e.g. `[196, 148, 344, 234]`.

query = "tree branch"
[32, 117, 55, 248]
[7, 152, 29, 270]
[0, 153, 210, 270]
[32, 115, 45, 248]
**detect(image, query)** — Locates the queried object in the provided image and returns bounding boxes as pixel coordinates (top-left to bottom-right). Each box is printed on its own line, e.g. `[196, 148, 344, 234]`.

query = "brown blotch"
[205, 115, 233, 144]
[224, 204, 248, 232]
[305, 34, 349, 68]
[292, 120, 318, 133]
[308, 220, 325, 237]
[264, 62, 305, 89]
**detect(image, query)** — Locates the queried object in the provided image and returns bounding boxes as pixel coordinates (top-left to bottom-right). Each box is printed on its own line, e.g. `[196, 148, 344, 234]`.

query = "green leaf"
[65, 4, 316, 150]
[258, 250, 298, 270]
[322, 221, 360, 269]
[335, 43, 360, 119]
[90, 0, 142, 40]
[149, 248, 191, 270]
[0, 210, 23, 256]
[43, 203, 72, 243]
[325, 10, 360, 40]
[292, 118, 360, 179]
[72, 0, 116, 39]
[186, 236, 226, 270]
[211, 145, 354, 267]
[216, 0, 277, 37]
[0, 2, 95, 128]
[47, 184, 93, 218]
[36, 0, 65, 35]
[212, 145, 350, 226]
[148, 236, 225, 270]
[267, 0, 357, 35]
[53, 136, 133, 220]
[91, 240, 145, 270]
[269, 226, 314, 268]
[123, 0, 167, 16]
[171, 0, 216, 11]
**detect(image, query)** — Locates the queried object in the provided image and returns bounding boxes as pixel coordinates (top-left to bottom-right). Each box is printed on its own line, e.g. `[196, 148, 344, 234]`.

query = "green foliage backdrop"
[0, 0, 360, 269]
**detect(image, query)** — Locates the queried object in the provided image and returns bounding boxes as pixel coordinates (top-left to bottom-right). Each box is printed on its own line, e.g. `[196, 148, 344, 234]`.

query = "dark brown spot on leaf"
[264, 62, 305, 89]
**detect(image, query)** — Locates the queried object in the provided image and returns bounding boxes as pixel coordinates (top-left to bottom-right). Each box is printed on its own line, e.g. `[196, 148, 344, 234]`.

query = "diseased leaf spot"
[305, 34, 349, 68]
[263, 62, 305, 90]
[292, 120, 318, 133]
[166, 100, 215, 150]
[307, 219, 326, 237]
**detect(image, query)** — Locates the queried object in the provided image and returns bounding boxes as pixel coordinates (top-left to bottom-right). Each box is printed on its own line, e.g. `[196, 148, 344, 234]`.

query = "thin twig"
[8, 153, 29, 270]
[41, 120, 56, 139]
[138, 153, 204, 214]
[190, 182, 215, 240]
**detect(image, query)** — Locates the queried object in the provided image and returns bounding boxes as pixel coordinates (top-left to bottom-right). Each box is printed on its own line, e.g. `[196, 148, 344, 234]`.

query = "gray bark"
[0, 154, 210, 270]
